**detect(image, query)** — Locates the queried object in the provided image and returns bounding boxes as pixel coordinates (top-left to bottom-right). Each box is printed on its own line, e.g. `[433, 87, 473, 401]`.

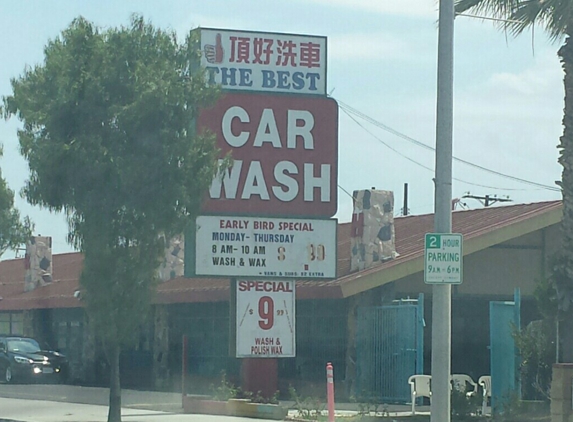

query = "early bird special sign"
[236, 279, 295, 358]
[424, 233, 463, 284]
[194, 215, 337, 279]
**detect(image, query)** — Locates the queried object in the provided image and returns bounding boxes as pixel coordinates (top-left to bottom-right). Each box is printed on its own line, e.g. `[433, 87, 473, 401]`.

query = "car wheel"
[3, 366, 12, 383]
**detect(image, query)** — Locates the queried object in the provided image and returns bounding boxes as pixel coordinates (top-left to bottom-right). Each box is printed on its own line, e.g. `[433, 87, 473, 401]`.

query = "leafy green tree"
[0, 147, 33, 257]
[3, 16, 221, 422]
[454, 0, 573, 361]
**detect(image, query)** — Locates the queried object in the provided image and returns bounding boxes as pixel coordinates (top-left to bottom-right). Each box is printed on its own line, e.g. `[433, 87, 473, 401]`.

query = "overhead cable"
[336, 99, 560, 192]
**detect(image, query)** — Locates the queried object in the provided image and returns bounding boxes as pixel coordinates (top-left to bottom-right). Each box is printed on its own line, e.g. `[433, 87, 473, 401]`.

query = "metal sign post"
[432, 0, 455, 421]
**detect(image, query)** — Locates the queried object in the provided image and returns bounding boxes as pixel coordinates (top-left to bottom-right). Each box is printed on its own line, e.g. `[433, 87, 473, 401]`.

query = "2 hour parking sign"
[424, 233, 463, 284]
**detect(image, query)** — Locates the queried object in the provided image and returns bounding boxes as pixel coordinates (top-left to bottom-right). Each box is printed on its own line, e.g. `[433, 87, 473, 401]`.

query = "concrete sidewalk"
[0, 384, 427, 421]
[0, 396, 281, 422]
[0, 384, 183, 413]
[0, 397, 428, 422]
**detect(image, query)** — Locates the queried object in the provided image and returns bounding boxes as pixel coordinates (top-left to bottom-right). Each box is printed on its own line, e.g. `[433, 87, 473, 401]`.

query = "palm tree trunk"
[107, 343, 122, 422]
[557, 33, 573, 363]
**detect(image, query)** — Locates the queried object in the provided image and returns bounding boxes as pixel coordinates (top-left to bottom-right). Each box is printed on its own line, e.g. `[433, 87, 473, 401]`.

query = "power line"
[455, 13, 524, 24]
[339, 106, 550, 192]
[341, 109, 434, 172]
[336, 99, 560, 192]
[337, 184, 356, 201]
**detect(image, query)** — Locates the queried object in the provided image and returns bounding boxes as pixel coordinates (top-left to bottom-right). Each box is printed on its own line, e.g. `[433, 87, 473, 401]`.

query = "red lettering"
[239, 281, 294, 292]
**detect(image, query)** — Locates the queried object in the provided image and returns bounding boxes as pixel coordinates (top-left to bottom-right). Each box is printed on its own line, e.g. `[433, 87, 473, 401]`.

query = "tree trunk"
[557, 33, 573, 363]
[107, 344, 122, 422]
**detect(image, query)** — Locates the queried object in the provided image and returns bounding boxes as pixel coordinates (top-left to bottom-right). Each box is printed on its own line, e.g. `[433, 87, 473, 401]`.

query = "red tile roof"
[0, 200, 562, 310]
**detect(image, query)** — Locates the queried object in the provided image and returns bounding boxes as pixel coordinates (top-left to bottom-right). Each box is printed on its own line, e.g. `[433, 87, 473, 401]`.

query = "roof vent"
[350, 189, 397, 272]
[158, 234, 184, 282]
[24, 236, 53, 292]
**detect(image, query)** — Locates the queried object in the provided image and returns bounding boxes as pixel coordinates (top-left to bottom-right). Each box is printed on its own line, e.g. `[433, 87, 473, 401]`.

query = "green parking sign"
[424, 233, 463, 284]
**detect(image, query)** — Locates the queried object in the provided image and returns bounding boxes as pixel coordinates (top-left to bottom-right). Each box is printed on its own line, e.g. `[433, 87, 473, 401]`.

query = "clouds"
[328, 32, 414, 61]
[451, 50, 563, 199]
[0, 0, 566, 253]
[309, 0, 438, 17]
[485, 56, 562, 99]
[457, 50, 562, 123]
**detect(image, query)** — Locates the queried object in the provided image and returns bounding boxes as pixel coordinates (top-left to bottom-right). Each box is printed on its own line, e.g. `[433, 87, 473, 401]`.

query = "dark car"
[0, 335, 69, 383]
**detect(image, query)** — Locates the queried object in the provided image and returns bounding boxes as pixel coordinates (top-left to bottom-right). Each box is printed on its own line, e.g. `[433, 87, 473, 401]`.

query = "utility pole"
[403, 183, 409, 216]
[462, 194, 512, 207]
[432, 0, 454, 421]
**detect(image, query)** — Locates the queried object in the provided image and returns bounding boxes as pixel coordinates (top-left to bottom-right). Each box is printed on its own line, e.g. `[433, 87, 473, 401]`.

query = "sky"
[0, 0, 565, 256]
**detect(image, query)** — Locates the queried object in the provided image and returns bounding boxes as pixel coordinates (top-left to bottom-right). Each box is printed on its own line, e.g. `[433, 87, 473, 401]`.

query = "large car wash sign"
[194, 215, 337, 279]
[198, 28, 327, 95]
[236, 279, 295, 358]
[198, 93, 338, 218]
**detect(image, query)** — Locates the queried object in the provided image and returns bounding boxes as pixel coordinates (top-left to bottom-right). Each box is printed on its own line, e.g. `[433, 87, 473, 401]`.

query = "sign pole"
[432, 0, 454, 421]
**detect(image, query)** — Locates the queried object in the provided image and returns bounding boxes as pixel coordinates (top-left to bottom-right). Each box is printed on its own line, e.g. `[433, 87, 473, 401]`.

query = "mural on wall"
[350, 189, 397, 272]
[24, 236, 53, 292]
[158, 234, 185, 282]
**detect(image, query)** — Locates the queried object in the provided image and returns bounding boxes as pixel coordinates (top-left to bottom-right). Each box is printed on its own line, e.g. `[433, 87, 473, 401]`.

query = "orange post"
[326, 362, 335, 422]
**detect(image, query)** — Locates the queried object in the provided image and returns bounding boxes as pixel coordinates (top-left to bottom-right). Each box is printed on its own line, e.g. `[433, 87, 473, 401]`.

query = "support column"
[153, 305, 170, 390]
[344, 295, 358, 398]
[241, 358, 278, 399]
[82, 313, 97, 385]
[22, 310, 36, 338]
[551, 363, 573, 422]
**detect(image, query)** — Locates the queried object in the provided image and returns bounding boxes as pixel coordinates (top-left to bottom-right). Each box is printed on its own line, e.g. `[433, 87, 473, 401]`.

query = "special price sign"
[236, 279, 296, 358]
[194, 215, 337, 279]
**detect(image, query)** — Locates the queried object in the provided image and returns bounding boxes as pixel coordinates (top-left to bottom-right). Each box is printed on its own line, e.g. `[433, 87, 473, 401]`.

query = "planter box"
[519, 400, 549, 415]
[183, 396, 287, 420]
[228, 399, 287, 420]
[183, 395, 228, 415]
[227, 398, 253, 415]
[245, 403, 288, 420]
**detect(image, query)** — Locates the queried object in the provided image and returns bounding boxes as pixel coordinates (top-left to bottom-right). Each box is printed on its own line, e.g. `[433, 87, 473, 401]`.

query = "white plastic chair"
[450, 374, 478, 397]
[478, 375, 492, 415]
[408, 374, 431, 415]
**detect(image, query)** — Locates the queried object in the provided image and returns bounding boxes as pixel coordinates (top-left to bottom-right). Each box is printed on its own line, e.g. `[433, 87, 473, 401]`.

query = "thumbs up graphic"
[204, 33, 224, 64]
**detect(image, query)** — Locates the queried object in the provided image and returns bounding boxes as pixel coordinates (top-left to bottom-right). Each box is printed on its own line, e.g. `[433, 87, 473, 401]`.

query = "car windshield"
[7, 339, 41, 353]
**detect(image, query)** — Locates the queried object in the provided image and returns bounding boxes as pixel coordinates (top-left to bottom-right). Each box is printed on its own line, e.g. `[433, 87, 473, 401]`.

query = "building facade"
[0, 200, 561, 400]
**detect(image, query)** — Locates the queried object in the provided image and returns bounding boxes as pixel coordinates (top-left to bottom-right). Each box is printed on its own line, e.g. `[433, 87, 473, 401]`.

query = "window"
[0, 312, 23, 335]
[0, 314, 9, 335]
[7, 338, 40, 353]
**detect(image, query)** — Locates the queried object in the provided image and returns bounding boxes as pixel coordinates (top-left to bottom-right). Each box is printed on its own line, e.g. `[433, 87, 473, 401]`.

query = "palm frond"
[455, 0, 571, 40]
[455, 0, 520, 18]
